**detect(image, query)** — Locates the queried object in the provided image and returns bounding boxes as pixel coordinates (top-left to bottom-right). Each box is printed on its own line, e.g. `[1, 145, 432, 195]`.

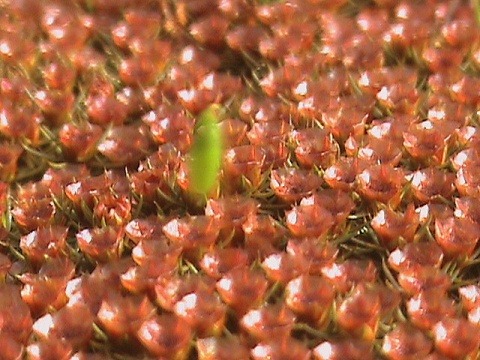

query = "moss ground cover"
[1, 0, 480, 359]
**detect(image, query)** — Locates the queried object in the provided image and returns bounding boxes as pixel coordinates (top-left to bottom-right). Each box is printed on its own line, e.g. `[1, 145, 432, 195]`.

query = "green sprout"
[188, 105, 223, 195]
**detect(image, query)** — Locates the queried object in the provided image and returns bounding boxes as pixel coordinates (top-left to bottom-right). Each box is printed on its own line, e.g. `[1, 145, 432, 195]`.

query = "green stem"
[474, 0, 480, 27]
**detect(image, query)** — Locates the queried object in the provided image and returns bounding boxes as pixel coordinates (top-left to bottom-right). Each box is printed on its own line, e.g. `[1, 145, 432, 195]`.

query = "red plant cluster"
[1, 0, 480, 359]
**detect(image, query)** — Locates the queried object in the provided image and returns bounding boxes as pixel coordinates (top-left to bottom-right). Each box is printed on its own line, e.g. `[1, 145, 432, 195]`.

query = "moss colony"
[1, 0, 480, 359]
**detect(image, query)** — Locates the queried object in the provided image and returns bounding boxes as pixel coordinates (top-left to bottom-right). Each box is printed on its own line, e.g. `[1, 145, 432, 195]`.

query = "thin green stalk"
[474, 0, 480, 27]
